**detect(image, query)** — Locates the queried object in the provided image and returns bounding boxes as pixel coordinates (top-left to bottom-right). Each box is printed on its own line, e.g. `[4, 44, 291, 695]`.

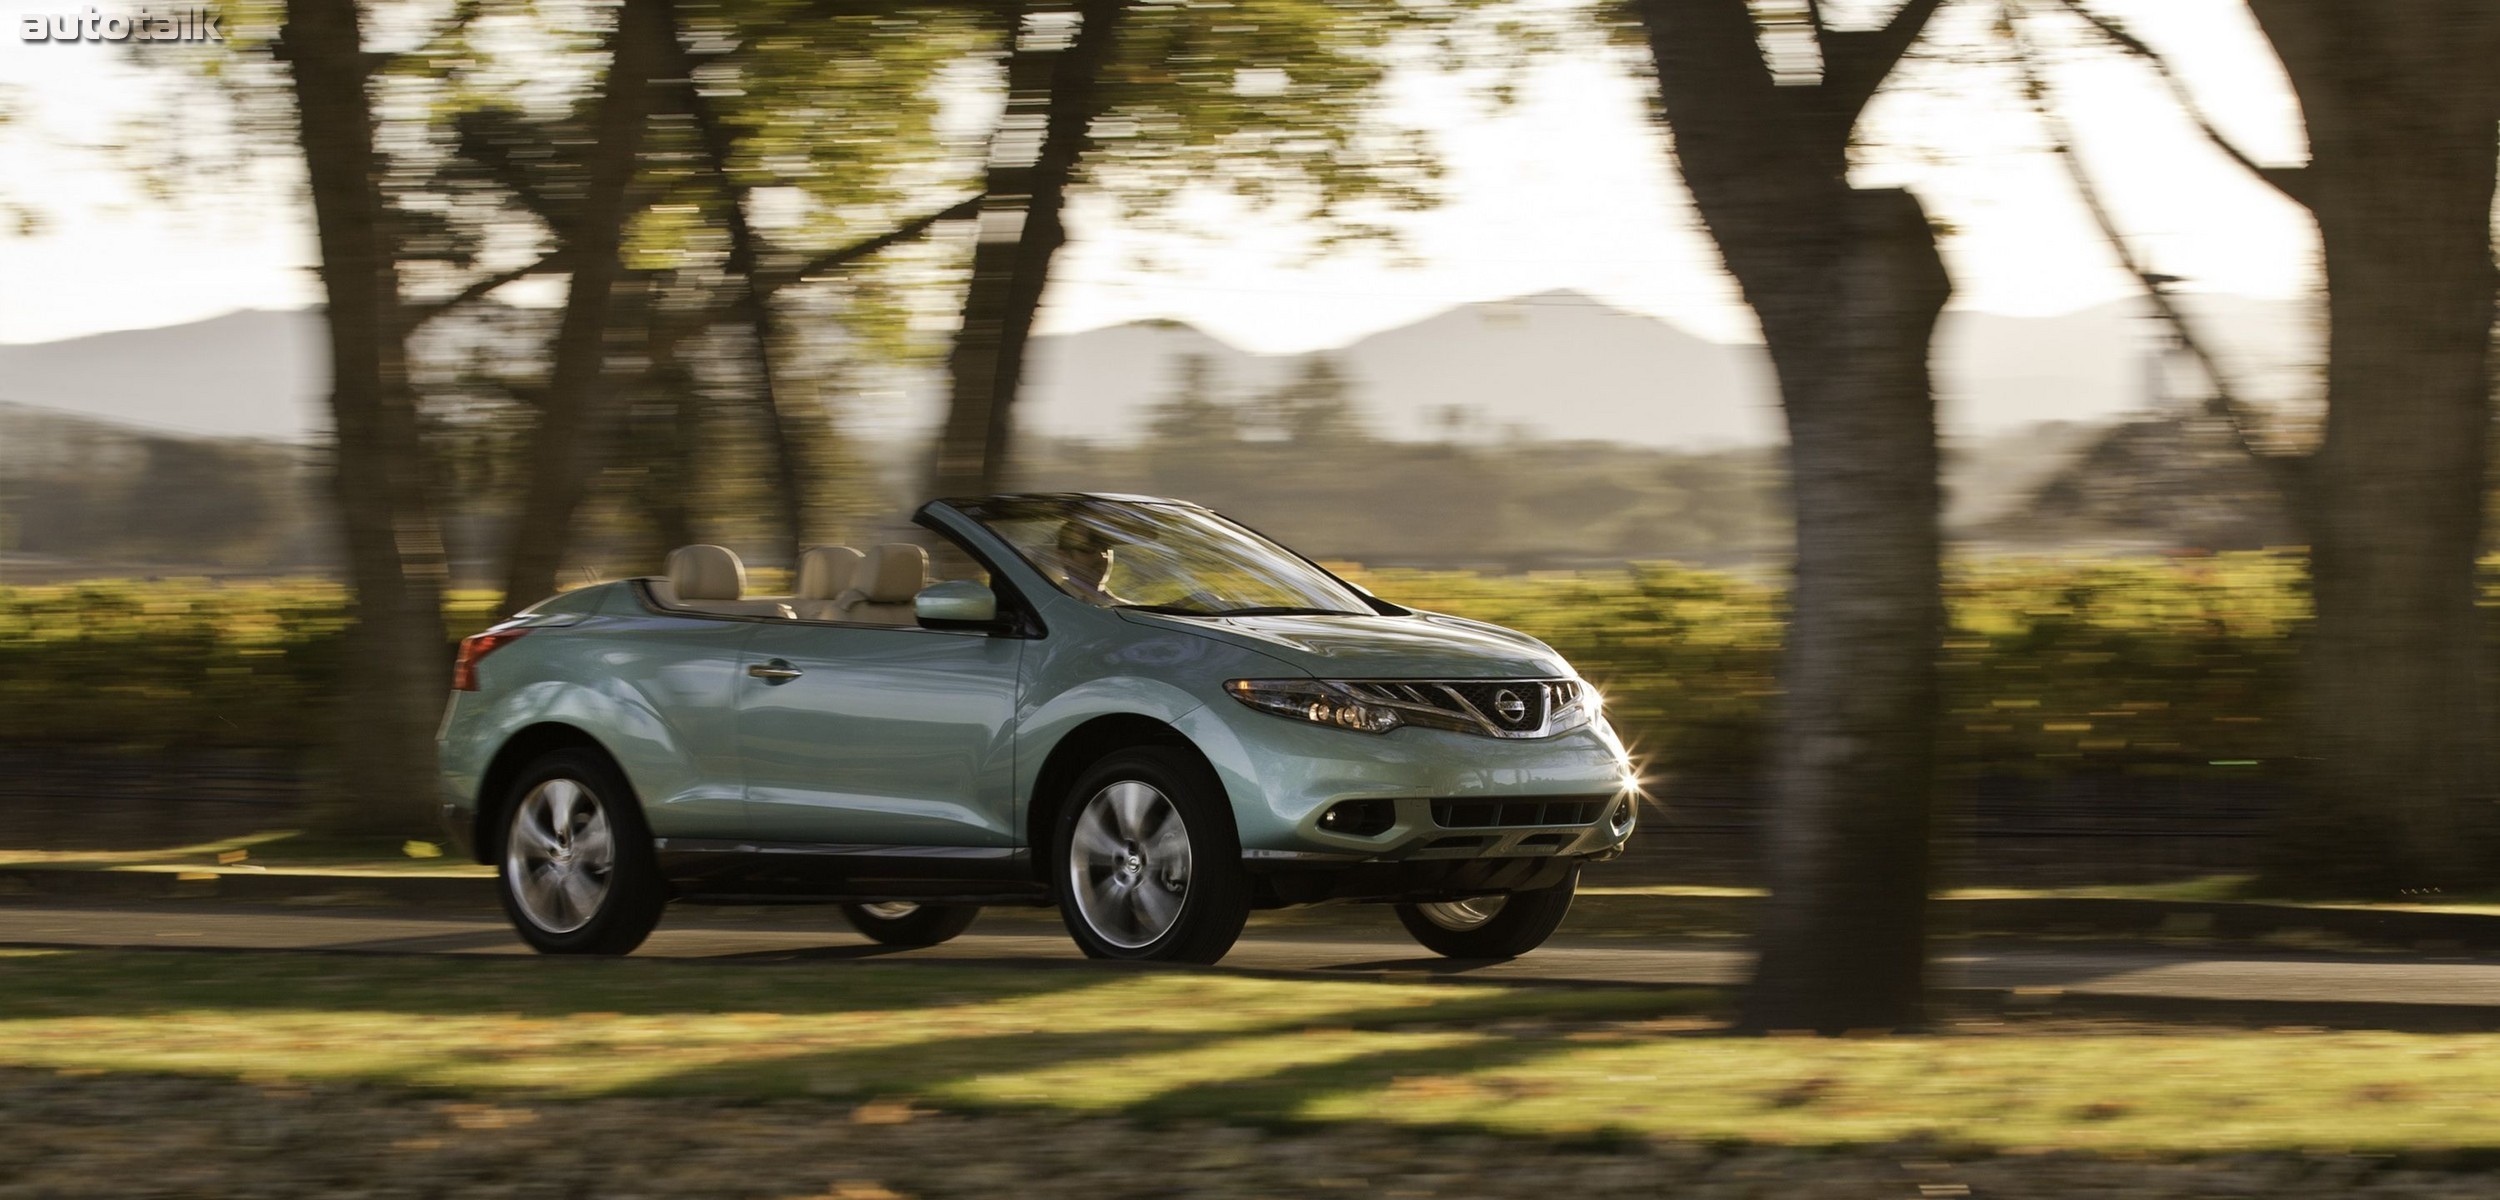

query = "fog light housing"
[1317, 799, 1396, 837]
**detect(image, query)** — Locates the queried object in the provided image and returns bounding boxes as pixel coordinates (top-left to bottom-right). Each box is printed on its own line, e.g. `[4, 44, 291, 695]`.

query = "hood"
[1120, 609, 1570, 679]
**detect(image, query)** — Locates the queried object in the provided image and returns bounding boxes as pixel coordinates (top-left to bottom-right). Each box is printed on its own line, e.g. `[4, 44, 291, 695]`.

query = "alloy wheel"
[1413, 897, 1506, 932]
[504, 777, 615, 934]
[1066, 780, 1194, 949]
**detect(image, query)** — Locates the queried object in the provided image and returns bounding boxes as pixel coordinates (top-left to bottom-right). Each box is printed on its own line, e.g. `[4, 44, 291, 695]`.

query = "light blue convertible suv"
[438, 494, 1640, 963]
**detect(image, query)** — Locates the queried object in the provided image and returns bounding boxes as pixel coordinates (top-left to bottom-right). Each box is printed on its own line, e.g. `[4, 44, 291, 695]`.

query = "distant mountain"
[1006, 290, 1781, 447]
[1322, 289, 1778, 447]
[1939, 294, 2320, 433]
[0, 291, 2320, 449]
[1006, 289, 2320, 448]
[0, 309, 328, 443]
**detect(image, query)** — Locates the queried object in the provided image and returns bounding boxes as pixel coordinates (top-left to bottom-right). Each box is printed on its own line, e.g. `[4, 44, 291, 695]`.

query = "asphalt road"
[3, 899, 2498, 1013]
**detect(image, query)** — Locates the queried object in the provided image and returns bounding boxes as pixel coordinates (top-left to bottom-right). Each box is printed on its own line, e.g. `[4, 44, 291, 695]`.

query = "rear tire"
[493, 747, 666, 956]
[840, 902, 980, 947]
[1395, 868, 1579, 959]
[1052, 746, 1249, 964]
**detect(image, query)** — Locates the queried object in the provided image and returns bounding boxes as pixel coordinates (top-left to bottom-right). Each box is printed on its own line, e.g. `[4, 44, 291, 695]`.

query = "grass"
[1935, 874, 2500, 915]
[0, 830, 490, 878]
[2, 948, 2497, 1155]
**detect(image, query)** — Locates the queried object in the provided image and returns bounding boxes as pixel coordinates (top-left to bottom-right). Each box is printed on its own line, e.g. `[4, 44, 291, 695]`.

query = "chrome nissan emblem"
[1492, 688, 1529, 723]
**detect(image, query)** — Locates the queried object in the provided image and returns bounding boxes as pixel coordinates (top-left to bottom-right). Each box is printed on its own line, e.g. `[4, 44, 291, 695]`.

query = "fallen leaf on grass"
[851, 1100, 922, 1125]
[1768, 1075, 1835, 1109]
[442, 1103, 539, 1131]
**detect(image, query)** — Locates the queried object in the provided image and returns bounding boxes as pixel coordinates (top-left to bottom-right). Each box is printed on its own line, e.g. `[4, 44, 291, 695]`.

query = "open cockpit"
[644, 541, 949, 627]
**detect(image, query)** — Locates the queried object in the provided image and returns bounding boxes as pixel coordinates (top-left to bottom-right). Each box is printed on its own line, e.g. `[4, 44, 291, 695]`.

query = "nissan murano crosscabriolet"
[438, 494, 1640, 963]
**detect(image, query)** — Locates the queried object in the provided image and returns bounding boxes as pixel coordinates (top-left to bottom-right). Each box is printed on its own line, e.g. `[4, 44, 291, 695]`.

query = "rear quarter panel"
[439, 592, 755, 842]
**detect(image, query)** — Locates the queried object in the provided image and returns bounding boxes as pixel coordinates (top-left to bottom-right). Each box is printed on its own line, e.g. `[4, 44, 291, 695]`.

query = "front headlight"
[1224, 677, 1595, 737]
[1223, 679, 1405, 734]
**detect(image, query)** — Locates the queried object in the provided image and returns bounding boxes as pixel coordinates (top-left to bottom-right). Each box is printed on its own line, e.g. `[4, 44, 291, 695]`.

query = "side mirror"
[914, 580, 998, 629]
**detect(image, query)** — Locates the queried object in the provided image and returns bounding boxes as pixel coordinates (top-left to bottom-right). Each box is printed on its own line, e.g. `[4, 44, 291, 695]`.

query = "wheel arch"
[1024, 713, 1219, 877]
[471, 722, 622, 864]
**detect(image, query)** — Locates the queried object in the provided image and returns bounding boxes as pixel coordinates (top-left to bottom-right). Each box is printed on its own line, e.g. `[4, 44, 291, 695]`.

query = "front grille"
[1346, 679, 1579, 736]
[1431, 795, 1612, 829]
[1444, 682, 1550, 733]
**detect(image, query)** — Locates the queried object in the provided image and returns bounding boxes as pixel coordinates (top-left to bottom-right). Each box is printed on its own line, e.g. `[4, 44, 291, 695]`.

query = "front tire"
[1395, 868, 1579, 959]
[494, 747, 666, 956]
[1052, 747, 1250, 964]
[840, 902, 980, 947]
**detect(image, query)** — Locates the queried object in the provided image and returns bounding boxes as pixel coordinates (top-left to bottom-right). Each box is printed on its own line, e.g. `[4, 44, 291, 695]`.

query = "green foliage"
[1093, 0, 1461, 240]
[1349, 563, 1784, 772]
[0, 559, 2313, 788]
[1357, 552, 2313, 780]
[0, 582, 500, 752]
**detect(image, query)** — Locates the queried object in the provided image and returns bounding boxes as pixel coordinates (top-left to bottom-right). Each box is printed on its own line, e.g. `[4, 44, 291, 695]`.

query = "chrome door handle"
[747, 660, 803, 683]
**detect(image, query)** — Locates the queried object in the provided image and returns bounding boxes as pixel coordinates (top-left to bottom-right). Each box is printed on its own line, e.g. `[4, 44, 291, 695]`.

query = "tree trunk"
[2250, 1, 2500, 890]
[1748, 190, 1949, 1031]
[282, 0, 452, 836]
[1638, 0, 1949, 1032]
[494, 0, 670, 613]
[930, 0, 1127, 499]
[637, 298, 701, 556]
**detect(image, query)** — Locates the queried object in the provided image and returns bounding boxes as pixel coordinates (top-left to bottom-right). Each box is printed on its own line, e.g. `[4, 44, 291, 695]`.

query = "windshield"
[964, 497, 1377, 617]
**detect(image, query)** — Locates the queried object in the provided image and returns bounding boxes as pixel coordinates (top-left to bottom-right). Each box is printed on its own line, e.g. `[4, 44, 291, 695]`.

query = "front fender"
[1012, 675, 1211, 827]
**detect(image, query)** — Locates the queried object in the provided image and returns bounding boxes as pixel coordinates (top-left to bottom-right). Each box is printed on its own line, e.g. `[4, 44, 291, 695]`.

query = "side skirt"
[654, 838, 1050, 906]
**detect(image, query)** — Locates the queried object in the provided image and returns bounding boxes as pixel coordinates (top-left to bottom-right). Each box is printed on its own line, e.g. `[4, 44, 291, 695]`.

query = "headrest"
[665, 544, 745, 602]
[796, 546, 863, 601]
[859, 543, 928, 603]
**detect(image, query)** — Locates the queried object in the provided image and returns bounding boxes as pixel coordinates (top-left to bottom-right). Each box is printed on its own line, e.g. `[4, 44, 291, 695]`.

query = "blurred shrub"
[0, 581, 500, 752]
[1352, 552, 2309, 782]
[0, 557, 2318, 781]
[1346, 562, 1785, 774]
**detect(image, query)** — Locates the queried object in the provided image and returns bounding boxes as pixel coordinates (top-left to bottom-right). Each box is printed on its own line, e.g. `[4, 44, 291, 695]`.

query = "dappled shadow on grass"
[0, 948, 1718, 1126]
[623, 982, 1730, 1152]
[9, 948, 2500, 1161]
[0, 946, 1109, 1020]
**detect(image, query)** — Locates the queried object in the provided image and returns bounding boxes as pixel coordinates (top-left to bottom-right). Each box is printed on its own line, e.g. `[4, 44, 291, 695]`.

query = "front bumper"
[1172, 701, 1641, 876]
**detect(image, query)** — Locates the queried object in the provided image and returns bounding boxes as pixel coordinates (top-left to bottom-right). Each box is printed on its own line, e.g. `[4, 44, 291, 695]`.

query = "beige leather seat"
[650, 544, 792, 618]
[791, 545, 863, 621]
[834, 543, 928, 626]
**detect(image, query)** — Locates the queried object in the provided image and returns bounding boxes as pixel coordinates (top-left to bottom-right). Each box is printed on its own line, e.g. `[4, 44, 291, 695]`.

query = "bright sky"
[0, 0, 2314, 353]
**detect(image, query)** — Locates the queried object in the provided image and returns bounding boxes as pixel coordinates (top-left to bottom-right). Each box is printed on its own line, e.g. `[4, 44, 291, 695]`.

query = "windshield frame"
[947, 495, 1402, 620]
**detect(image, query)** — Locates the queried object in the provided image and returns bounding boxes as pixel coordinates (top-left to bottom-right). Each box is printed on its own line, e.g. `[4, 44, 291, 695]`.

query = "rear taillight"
[452, 629, 529, 692]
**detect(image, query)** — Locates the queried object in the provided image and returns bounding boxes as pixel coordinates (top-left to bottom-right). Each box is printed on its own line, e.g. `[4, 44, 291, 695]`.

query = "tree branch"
[2050, 0, 2310, 207]
[2006, 2, 2305, 501]
[1820, 0, 1947, 119]
[765, 194, 985, 292]
[404, 249, 569, 333]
